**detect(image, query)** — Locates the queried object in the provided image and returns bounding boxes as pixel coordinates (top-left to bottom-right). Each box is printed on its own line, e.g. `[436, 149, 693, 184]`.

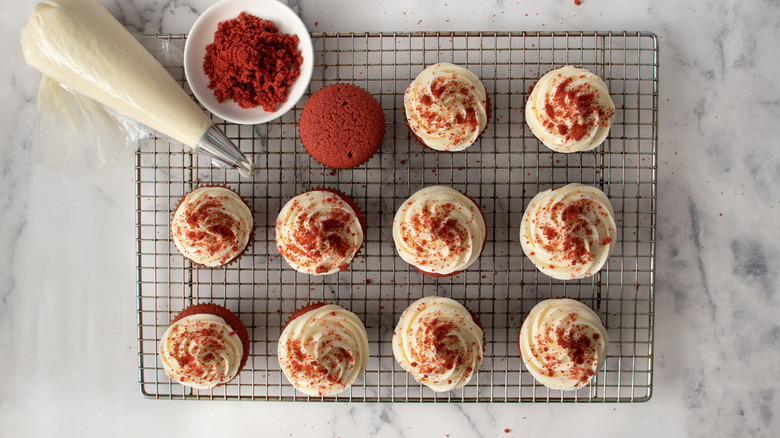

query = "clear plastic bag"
[33, 37, 182, 178]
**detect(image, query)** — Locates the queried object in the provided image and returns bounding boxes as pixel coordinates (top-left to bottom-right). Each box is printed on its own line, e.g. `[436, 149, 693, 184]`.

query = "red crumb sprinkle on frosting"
[404, 63, 489, 151]
[203, 12, 303, 111]
[159, 313, 244, 389]
[518, 299, 608, 391]
[393, 186, 486, 276]
[519, 183, 616, 280]
[526, 66, 615, 152]
[392, 296, 484, 391]
[277, 304, 368, 396]
[171, 187, 253, 267]
[276, 190, 364, 275]
[541, 75, 610, 143]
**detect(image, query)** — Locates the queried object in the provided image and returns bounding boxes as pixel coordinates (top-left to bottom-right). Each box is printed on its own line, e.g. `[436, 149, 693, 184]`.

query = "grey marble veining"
[2, 0, 780, 436]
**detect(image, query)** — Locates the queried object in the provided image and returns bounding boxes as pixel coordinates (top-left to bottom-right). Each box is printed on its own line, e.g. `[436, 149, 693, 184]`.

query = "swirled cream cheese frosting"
[393, 186, 486, 276]
[159, 313, 244, 389]
[171, 187, 253, 267]
[520, 183, 616, 280]
[404, 63, 489, 151]
[276, 190, 364, 275]
[392, 296, 483, 392]
[526, 66, 615, 153]
[518, 298, 608, 391]
[278, 303, 369, 396]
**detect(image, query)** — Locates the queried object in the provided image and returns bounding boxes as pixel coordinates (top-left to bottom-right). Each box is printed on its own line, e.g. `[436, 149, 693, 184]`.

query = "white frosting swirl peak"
[159, 314, 244, 389]
[520, 183, 616, 280]
[404, 63, 488, 151]
[393, 186, 486, 276]
[392, 296, 484, 392]
[276, 190, 364, 275]
[278, 304, 369, 396]
[171, 187, 253, 267]
[518, 299, 608, 391]
[526, 66, 615, 153]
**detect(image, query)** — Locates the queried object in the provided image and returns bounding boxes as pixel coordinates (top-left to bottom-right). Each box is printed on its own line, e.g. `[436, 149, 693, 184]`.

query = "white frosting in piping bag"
[21, 0, 253, 174]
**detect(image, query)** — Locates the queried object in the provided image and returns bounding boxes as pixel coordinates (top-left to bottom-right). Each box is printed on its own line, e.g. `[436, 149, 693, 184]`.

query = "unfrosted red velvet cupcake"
[299, 83, 385, 169]
[278, 302, 369, 396]
[158, 303, 250, 389]
[392, 186, 487, 277]
[275, 189, 365, 275]
[170, 186, 254, 267]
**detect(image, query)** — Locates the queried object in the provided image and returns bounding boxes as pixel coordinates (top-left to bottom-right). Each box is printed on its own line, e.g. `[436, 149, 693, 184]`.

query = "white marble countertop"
[2, 0, 779, 436]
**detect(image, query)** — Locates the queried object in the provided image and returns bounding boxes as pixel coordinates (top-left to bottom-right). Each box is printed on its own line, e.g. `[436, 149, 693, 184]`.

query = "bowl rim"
[183, 0, 314, 125]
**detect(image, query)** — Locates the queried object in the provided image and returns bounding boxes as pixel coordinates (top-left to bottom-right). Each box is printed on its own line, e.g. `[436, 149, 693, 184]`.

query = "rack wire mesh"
[136, 31, 657, 402]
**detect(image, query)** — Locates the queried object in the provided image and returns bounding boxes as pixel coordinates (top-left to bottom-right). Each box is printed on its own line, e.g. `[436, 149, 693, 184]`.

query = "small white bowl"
[184, 0, 314, 125]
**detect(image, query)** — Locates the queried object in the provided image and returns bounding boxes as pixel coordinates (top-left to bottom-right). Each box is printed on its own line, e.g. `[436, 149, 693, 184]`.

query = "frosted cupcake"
[404, 63, 489, 152]
[518, 298, 608, 391]
[392, 296, 484, 392]
[158, 303, 249, 389]
[276, 189, 365, 275]
[526, 66, 615, 153]
[520, 183, 616, 280]
[278, 302, 369, 396]
[393, 186, 486, 277]
[170, 186, 254, 267]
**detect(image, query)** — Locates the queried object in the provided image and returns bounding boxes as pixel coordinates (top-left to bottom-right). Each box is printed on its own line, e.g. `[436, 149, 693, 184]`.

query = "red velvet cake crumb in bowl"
[184, 0, 314, 124]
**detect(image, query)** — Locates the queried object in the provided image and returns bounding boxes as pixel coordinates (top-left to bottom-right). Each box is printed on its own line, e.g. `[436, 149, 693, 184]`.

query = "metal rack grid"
[136, 31, 657, 402]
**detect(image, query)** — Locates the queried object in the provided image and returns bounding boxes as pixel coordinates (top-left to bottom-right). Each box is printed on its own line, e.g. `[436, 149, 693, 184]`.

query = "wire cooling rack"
[136, 31, 657, 402]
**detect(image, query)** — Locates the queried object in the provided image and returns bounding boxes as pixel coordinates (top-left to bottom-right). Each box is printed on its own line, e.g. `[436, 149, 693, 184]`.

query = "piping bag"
[20, 0, 254, 177]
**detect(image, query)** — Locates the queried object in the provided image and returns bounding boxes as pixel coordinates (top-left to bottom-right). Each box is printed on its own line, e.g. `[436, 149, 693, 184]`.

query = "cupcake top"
[404, 63, 488, 152]
[393, 186, 486, 276]
[520, 183, 616, 280]
[518, 298, 608, 391]
[392, 296, 484, 392]
[299, 83, 385, 169]
[276, 190, 364, 275]
[171, 186, 253, 267]
[158, 313, 244, 389]
[277, 303, 369, 396]
[525, 66, 615, 153]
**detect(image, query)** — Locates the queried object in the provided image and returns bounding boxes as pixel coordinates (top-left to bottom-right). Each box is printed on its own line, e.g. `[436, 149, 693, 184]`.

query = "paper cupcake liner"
[170, 184, 255, 269]
[284, 302, 329, 328]
[170, 302, 250, 382]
